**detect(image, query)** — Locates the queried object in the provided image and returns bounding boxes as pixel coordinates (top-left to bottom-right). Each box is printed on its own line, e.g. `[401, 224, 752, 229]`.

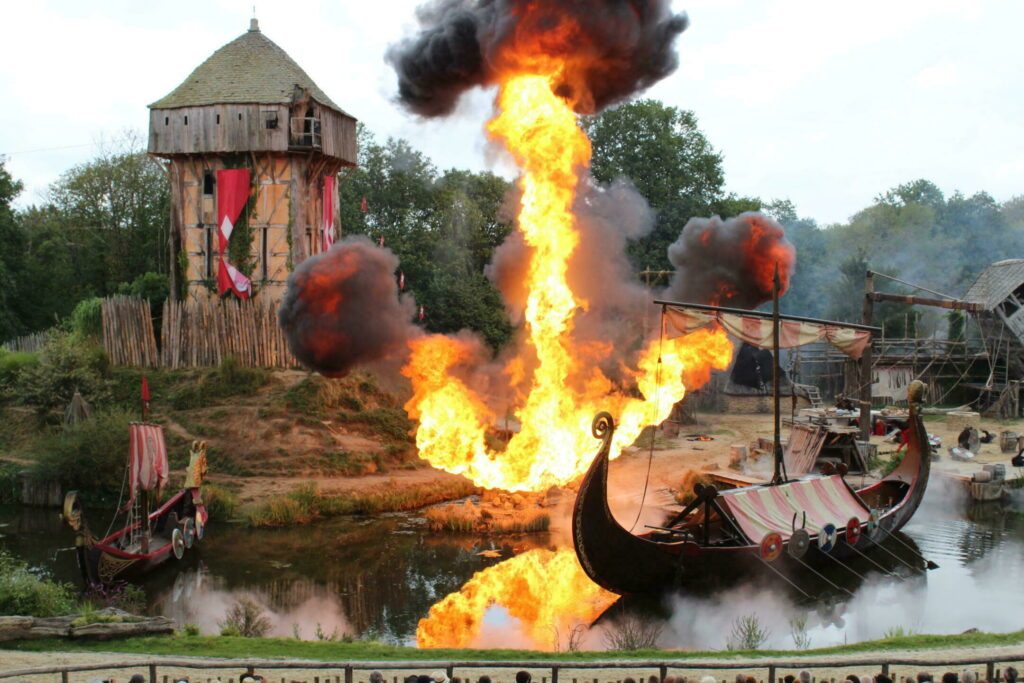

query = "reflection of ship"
[62, 432, 209, 585]
[573, 291, 932, 595]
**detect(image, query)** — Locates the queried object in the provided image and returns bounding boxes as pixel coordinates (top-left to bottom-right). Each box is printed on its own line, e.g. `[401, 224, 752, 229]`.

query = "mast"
[771, 263, 787, 485]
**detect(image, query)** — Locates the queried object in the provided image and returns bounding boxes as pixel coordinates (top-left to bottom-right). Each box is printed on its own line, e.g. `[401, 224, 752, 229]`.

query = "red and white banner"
[321, 175, 336, 253]
[216, 168, 252, 299]
[665, 308, 871, 359]
[128, 423, 168, 503]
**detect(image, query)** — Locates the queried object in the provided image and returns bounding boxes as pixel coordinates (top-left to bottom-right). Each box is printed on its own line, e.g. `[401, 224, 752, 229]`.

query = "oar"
[790, 552, 855, 597]
[843, 541, 899, 577]
[878, 527, 940, 570]
[860, 534, 926, 572]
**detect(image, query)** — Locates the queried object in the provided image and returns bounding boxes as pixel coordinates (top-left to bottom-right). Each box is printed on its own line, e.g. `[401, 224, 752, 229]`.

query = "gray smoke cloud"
[664, 212, 797, 310]
[387, 0, 689, 117]
[278, 238, 416, 377]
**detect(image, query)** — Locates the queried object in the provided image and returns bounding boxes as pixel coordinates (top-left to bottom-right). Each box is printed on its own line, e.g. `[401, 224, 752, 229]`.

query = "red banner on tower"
[321, 175, 336, 253]
[216, 168, 252, 299]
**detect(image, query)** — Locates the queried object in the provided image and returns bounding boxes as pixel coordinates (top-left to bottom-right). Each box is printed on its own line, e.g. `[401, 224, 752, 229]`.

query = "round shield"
[867, 510, 879, 532]
[171, 527, 185, 560]
[195, 507, 207, 540]
[760, 532, 783, 562]
[846, 517, 862, 545]
[788, 528, 811, 559]
[818, 523, 838, 553]
[182, 518, 195, 549]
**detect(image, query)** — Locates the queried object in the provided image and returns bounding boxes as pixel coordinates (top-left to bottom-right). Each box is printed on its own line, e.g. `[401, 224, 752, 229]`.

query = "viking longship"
[573, 281, 932, 595]
[62, 426, 209, 585]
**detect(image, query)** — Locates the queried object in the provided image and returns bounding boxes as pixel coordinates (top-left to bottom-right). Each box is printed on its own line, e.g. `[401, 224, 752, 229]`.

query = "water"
[3, 479, 1024, 650]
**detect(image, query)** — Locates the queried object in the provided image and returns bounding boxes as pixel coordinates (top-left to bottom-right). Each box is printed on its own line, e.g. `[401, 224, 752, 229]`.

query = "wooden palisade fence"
[0, 331, 47, 353]
[101, 296, 160, 367]
[160, 297, 298, 369]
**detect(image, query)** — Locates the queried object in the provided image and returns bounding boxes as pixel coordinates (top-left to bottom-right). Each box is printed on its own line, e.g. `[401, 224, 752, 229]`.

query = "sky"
[0, 0, 1021, 225]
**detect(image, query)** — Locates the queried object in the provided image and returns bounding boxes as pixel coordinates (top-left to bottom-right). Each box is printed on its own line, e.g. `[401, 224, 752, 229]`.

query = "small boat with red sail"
[62, 380, 209, 585]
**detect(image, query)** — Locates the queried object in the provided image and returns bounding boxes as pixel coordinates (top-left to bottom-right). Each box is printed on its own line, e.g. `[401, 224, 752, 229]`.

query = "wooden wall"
[149, 104, 289, 155]
[169, 153, 345, 304]
[149, 101, 356, 165]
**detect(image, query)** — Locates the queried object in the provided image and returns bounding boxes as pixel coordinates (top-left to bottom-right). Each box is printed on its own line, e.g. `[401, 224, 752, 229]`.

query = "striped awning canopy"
[719, 476, 869, 543]
[665, 308, 871, 359]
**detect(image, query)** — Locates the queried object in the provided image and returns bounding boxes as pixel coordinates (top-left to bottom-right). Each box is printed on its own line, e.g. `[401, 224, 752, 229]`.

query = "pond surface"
[3, 478, 1024, 651]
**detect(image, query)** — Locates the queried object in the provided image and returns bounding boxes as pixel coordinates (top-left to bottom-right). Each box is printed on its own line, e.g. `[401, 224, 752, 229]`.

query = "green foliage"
[219, 597, 271, 638]
[0, 550, 77, 617]
[341, 407, 414, 442]
[181, 623, 201, 637]
[169, 357, 269, 409]
[0, 461, 19, 503]
[122, 272, 169, 304]
[202, 483, 240, 521]
[0, 349, 40, 387]
[338, 127, 515, 349]
[727, 614, 771, 650]
[6, 332, 111, 415]
[31, 409, 133, 499]
[68, 297, 104, 340]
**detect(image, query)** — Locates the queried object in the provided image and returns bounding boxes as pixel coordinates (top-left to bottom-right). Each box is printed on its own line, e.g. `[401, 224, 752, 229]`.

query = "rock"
[480, 508, 494, 520]
[511, 494, 527, 510]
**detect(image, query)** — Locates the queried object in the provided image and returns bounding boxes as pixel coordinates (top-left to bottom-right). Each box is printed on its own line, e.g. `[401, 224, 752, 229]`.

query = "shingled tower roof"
[149, 18, 348, 115]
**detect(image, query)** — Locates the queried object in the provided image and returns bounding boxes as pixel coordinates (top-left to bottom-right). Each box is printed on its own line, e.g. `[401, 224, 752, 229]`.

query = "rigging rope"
[628, 308, 666, 533]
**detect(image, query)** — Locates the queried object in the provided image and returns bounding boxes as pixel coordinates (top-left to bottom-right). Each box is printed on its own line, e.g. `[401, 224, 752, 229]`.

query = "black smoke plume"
[279, 238, 415, 377]
[387, 0, 689, 117]
[664, 212, 796, 310]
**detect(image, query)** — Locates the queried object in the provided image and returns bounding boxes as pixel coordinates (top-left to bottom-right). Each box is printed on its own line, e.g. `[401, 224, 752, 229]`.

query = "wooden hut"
[148, 18, 357, 302]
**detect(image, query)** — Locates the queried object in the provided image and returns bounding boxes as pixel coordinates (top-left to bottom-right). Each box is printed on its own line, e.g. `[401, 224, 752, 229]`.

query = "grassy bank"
[5, 629, 1024, 661]
[245, 480, 479, 527]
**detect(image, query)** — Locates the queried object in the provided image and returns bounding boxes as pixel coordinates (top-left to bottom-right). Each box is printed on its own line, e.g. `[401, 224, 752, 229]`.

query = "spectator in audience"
[129, 675, 145, 683]
[745, 677, 757, 683]
[517, 673, 533, 683]
[648, 676, 659, 683]
[942, 673, 958, 683]
[962, 672, 978, 683]
[416, 675, 431, 683]
[783, 675, 795, 683]
[735, 675, 746, 683]
[859, 676, 871, 683]
[453, 678, 462, 683]
[700, 677, 716, 683]
[799, 671, 812, 683]
[845, 676, 859, 683]
[622, 677, 634, 683]
[432, 672, 450, 683]
[663, 676, 676, 683]
[404, 676, 417, 683]
[369, 672, 384, 683]
[478, 677, 492, 683]
[1004, 668, 1018, 683]
[876, 674, 893, 683]
[919, 673, 935, 683]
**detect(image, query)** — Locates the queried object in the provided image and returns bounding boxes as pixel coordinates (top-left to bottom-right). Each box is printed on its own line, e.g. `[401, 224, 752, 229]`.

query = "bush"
[7, 332, 111, 414]
[0, 550, 77, 617]
[170, 357, 269, 409]
[203, 483, 240, 521]
[68, 297, 104, 340]
[602, 613, 663, 650]
[341, 408, 414, 442]
[31, 409, 133, 499]
[727, 614, 770, 650]
[81, 581, 146, 614]
[219, 597, 271, 637]
[126, 272, 169, 304]
[0, 349, 40, 387]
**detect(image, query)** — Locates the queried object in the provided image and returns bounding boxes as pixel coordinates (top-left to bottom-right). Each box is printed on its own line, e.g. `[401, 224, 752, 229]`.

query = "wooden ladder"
[796, 383, 824, 408]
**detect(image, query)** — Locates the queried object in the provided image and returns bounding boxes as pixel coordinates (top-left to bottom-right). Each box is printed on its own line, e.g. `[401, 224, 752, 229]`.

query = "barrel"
[948, 411, 981, 433]
[1001, 430, 1019, 453]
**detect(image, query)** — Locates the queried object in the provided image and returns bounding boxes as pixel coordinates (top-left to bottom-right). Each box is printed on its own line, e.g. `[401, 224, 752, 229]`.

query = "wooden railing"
[2, 653, 1022, 683]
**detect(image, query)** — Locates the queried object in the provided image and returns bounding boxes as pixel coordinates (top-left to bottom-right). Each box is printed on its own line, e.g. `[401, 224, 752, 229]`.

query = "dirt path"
[4, 642, 1024, 683]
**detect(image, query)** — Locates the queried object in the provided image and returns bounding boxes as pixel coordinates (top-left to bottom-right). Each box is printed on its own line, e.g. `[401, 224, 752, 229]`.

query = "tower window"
[264, 111, 278, 129]
[238, 113, 242, 121]
[216, 114, 220, 124]
[203, 171, 215, 196]
[184, 115, 188, 126]
[164, 116, 169, 126]
[261, 227, 269, 281]
[205, 227, 214, 279]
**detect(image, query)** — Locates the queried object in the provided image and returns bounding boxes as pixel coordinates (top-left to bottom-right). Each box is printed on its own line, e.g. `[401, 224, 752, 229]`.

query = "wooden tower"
[148, 18, 357, 302]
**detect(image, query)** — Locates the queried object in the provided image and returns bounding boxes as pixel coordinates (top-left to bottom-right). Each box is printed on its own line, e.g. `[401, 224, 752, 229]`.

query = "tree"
[584, 100, 731, 271]
[0, 159, 26, 340]
[337, 126, 515, 349]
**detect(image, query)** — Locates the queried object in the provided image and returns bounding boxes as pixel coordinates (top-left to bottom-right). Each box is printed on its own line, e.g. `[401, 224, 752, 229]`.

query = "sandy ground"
[5, 645, 1024, 683]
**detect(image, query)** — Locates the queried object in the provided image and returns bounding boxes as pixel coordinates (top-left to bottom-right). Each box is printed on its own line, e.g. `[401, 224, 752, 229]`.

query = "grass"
[6, 628, 1024, 661]
[245, 480, 478, 527]
[202, 483, 240, 521]
[423, 506, 551, 535]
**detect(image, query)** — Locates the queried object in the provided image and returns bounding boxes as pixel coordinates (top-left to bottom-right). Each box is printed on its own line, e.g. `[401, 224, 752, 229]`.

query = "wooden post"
[62, 671, 69, 683]
[149, 663, 158, 683]
[552, 666, 559, 683]
[987, 664, 995, 682]
[660, 667, 668, 683]
[860, 270, 875, 441]
[767, 666, 775, 683]
[346, 666, 354, 683]
[881, 664, 889, 676]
